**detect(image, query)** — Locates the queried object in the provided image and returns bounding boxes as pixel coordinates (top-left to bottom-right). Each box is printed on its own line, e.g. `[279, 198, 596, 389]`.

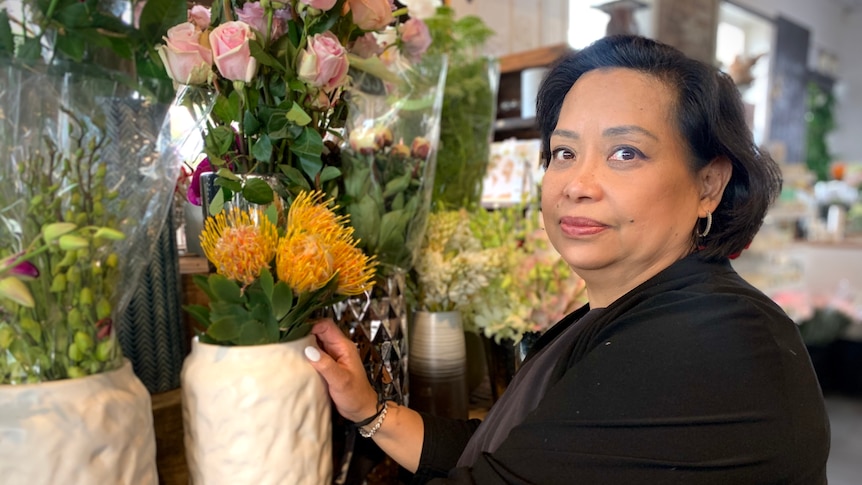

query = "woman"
[305, 35, 830, 483]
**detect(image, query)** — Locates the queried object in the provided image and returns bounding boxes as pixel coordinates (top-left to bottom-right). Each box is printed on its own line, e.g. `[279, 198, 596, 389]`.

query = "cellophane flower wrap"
[339, 50, 447, 277]
[0, 64, 197, 384]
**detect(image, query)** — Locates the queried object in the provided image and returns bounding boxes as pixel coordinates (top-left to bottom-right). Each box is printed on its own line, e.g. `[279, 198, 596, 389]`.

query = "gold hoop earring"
[697, 211, 713, 238]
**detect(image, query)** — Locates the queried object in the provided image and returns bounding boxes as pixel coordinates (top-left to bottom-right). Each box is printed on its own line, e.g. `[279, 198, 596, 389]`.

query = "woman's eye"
[609, 147, 641, 161]
[550, 147, 575, 161]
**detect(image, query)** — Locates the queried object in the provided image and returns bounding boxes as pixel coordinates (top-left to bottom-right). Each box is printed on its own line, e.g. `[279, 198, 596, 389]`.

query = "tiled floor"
[825, 394, 862, 485]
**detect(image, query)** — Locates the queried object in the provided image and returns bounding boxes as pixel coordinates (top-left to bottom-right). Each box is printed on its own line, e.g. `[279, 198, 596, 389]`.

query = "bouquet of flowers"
[183, 190, 377, 344]
[0, 0, 191, 383]
[158, 0, 439, 214]
[338, 47, 447, 276]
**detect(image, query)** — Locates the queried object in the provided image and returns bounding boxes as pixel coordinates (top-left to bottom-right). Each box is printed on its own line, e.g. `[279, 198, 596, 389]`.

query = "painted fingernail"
[304, 346, 321, 362]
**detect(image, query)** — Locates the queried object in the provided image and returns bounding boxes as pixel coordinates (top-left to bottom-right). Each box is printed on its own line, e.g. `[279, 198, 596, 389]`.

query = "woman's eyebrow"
[602, 125, 659, 141]
[551, 129, 579, 140]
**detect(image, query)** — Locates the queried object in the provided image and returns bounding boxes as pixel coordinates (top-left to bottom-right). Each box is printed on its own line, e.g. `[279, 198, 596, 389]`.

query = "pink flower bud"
[158, 22, 213, 85]
[298, 31, 349, 92]
[411, 137, 431, 159]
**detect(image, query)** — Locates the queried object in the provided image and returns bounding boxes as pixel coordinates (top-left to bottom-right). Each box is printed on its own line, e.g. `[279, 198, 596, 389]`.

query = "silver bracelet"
[358, 401, 388, 438]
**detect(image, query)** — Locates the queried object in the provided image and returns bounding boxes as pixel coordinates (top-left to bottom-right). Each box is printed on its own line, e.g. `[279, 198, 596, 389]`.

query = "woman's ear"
[698, 156, 732, 215]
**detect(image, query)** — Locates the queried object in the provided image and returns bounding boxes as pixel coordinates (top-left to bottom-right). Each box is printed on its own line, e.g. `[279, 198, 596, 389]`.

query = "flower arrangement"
[158, 0, 439, 212]
[183, 190, 377, 344]
[0, 1, 191, 384]
[464, 206, 587, 344]
[412, 208, 509, 313]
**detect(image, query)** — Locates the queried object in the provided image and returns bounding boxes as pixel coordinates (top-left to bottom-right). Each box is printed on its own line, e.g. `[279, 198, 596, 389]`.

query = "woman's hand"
[304, 318, 379, 423]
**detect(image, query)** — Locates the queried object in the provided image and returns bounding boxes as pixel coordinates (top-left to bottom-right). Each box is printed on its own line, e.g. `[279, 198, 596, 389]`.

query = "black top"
[412, 253, 830, 484]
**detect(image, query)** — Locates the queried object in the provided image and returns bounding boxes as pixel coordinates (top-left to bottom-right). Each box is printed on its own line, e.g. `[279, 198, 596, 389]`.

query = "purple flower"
[2, 255, 39, 279]
[187, 159, 214, 206]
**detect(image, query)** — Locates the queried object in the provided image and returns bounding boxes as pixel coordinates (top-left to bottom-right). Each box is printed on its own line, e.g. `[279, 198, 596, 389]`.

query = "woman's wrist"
[353, 398, 385, 429]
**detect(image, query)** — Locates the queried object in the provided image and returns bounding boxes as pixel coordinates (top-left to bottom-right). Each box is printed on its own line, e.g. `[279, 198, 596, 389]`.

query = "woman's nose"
[562, 159, 601, 201]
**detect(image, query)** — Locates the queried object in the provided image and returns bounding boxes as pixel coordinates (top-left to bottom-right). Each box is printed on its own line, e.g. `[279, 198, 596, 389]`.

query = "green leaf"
[298, 154, 323, 181]
[238, 320, 269, 345]
[18, 37, 42, 62]
[272, 281, 294, 321]
[207, 126, 236, 156]
[289, 126, 324, 160]
[242, 177, 275, 204]
[0, 11, 14, 57]
[286, 102, 312, 126]
[55, 34, 86, 62]
[250, 39, 285, 72]
[138, 0, 189, 45]
[208, 274, 245, 304]
[207, 187, 225, 216]
[264, 204, 278, 226]
[192, 274, 217, 300]
[216, 168, 241, 181]
[259, 268, 274, 300]
[382, 172, 411, 199]
[207, 316, 242, 342]
[251, 134, 273, 163]
[182, 304, 212, 328]
[319, 166, 341, 183]
[279, 165, 312, 191]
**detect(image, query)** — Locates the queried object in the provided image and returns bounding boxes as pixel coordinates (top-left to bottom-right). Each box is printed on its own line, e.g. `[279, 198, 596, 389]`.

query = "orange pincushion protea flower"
[329, 238, 375, 295]
[200, 207, 278, 286]
[276, 233, 335, 294]
[276, 190, 375, 295]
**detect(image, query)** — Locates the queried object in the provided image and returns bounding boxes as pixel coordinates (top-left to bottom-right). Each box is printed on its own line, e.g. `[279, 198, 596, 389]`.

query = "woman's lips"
[559, 216, 608, 237]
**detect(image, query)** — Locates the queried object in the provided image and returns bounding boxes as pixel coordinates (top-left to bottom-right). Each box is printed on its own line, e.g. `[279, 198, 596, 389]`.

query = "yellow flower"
[276, 233, 335, 293]
[286, 190, 353, 243]
[200, 207, 278, 286]
[329, 238, 376, 295]
[276, 190, 376, 295]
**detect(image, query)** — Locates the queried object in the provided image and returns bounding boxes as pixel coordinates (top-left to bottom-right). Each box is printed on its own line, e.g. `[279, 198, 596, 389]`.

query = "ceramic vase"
[409, 310, 469, 419]
[181, 335, 332, 485]
[0, 360, 157, 485]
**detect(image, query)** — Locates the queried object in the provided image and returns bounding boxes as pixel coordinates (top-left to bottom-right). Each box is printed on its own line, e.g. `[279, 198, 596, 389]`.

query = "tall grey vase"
[116, 209, 186, 394]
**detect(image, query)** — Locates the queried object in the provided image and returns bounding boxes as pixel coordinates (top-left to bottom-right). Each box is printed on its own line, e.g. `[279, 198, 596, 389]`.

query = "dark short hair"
[536, 35, 782, 260]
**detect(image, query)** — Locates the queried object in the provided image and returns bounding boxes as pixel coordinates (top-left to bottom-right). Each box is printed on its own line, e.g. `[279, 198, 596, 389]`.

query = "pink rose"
[298, 32, 349, 92]
[236, 2, 291, 41]
[158, 22, 213, 85]
[209, 21, 259, 82]
[399, 18, 431, 60]
[188, 5, 211, 30]
[347, 0, 394, 31]
[350, 32, 382, 59]
[300, 0, 338, 11]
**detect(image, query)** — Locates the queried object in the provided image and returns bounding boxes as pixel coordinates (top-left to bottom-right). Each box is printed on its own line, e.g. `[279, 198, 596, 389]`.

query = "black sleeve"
[428, 293, 829, 484]
[410, 413, 482, 484]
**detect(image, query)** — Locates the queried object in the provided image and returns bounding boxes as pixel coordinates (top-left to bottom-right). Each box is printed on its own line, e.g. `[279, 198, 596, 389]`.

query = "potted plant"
[181, 190, 376, 484]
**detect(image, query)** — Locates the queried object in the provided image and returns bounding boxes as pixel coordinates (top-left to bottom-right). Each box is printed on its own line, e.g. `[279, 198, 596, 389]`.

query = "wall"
[448, 0, 569, 57]
[451, 0, 862, 164]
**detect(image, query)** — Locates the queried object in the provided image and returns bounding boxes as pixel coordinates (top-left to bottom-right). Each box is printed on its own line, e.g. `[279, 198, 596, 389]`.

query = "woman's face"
[542, 68, 704, 302]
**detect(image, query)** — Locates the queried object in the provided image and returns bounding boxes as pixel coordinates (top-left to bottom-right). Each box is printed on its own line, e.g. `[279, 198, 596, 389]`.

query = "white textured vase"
[181, 335, 332, 485]
[0, 360, 158, 485]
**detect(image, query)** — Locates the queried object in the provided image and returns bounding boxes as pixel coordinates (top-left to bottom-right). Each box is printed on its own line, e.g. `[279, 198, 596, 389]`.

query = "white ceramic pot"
[181, 335, 332, 485]
[0, 360, 158, 485]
